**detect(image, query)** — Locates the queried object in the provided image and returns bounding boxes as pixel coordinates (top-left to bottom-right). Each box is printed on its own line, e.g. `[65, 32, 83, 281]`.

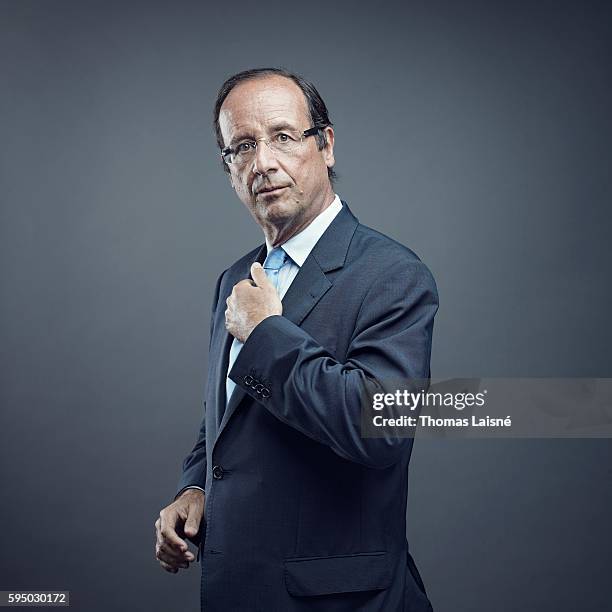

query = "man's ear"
[321, 126, 335, 169]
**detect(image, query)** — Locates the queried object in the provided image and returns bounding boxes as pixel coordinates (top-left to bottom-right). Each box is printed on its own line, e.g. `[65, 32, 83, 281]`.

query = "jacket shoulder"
[347, 222, 439, 311]
[350, 222, 433, 276]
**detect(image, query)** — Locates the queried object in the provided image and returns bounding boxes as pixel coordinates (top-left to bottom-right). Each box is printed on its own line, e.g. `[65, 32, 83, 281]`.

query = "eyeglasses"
[221, 127, 320, 167]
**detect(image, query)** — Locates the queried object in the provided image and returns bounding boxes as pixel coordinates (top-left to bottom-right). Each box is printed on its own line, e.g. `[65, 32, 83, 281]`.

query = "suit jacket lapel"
[280, 202, 358, 323]
[215, 203, 359, 441]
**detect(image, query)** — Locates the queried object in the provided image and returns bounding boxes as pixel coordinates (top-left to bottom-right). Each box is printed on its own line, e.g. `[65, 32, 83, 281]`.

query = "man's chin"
[256, 196, 297, 222]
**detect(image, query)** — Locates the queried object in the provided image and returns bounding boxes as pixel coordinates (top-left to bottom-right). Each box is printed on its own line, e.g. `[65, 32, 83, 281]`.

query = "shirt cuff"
[174, 485, 205, 501]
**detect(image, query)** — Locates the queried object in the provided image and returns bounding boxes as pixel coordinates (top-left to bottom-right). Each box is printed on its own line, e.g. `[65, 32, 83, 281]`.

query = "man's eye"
[275, 133, 292, 143]
[236, 142, 254, 153]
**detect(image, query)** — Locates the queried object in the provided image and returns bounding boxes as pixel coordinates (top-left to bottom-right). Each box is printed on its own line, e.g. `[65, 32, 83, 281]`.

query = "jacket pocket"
[284, 551, 391, 597]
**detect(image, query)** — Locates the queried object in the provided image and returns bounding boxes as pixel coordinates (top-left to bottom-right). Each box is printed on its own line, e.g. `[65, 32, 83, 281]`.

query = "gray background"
[1, 0, 611, 610]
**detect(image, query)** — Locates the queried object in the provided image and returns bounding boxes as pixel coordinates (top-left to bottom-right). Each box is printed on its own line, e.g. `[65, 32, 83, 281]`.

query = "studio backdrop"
[1, 1, 611, 611]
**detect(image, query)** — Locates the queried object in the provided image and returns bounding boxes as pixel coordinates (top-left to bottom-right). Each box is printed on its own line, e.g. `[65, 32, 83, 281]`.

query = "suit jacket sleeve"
[175, 270, 225, 498]
[228, 258, 438, 469]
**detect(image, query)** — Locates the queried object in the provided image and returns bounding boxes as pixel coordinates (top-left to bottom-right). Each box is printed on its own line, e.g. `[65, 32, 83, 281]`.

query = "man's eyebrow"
[229, 130, 255, 147]
[268, 121, 300, 132]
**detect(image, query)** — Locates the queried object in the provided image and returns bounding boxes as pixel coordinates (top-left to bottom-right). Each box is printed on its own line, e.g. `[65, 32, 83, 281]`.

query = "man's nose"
[252, 139, 279, 175]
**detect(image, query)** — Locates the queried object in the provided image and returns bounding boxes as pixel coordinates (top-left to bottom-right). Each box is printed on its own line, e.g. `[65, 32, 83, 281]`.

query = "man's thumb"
[251, 262, 271, 288]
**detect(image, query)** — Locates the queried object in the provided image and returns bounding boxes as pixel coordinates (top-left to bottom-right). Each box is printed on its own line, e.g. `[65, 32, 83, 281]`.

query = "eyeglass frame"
[220, 126, 321, 166]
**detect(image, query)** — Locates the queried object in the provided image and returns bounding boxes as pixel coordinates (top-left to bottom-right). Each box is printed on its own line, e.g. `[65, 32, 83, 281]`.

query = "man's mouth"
[256, 185, 289, 196]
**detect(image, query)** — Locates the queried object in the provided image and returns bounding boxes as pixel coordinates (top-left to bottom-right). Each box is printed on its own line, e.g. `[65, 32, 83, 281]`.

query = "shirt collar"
[265, 194, 343, 267]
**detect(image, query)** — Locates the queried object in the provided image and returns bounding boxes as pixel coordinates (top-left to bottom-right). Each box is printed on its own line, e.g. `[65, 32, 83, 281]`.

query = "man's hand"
[155, 488, 205, 574]
[225, 262, 282, 342]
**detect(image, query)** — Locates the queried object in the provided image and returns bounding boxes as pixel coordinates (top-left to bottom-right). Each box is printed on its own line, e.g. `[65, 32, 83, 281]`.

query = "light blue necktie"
[225, 247, 287, 405]
[262, 246, 288, 292]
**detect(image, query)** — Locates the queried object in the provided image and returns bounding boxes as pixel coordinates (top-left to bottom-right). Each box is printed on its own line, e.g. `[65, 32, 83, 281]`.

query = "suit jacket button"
[254, 383, 264, 394]
[243, 375, 254, 386]
[212, 465, 224, 480]
[261, 387, 271, 398]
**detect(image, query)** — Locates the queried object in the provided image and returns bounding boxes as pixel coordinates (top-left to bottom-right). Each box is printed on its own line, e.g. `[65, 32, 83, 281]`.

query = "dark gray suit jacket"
[178, 202, 438, 611]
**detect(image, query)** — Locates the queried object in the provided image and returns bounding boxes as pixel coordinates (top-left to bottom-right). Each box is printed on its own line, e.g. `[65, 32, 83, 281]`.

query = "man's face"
[218, 76, 335, 230]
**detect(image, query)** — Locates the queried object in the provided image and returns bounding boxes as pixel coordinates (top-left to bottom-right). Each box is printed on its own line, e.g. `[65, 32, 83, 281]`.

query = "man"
[155, 67, 438, 611]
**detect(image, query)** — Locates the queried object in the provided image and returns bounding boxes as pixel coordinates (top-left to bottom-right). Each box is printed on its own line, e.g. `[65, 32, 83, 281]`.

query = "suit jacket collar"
[307, 200, 357, 273]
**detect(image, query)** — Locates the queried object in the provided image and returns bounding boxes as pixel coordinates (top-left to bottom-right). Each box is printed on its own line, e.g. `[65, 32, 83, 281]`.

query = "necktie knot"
[263, 247, 287, 272]
[262, 247, 287, 293]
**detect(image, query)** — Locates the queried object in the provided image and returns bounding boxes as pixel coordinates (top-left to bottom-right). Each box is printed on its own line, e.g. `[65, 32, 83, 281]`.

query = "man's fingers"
[158, 510, 188, 552]
[156, 544, 180, 570]
[160, 525, 186, 551]
[158, 541, 194, 563]
[156, 542, 192, 570]
[158, 558, 181, 573]
[155, 497, 201, 573]
[158, 541, 194, 562]
[235, 278, 256, 290]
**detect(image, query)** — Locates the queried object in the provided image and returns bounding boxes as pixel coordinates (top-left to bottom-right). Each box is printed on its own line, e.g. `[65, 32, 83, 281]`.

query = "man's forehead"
[219, 76, 309, 140]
